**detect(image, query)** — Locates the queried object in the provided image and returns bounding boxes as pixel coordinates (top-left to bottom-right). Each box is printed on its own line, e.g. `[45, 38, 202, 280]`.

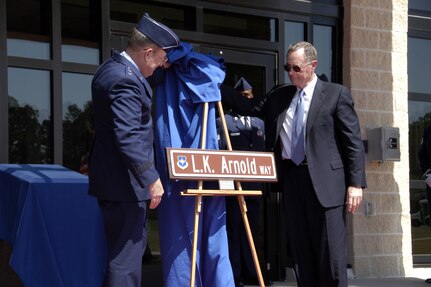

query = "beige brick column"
[343, 0, 410, 278]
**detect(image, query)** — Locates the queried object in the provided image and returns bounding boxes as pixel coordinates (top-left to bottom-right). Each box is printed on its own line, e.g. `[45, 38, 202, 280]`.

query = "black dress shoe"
[243, 278, 259, 286]
[234, 277, 245, 287]
[426, 278, 431, 284]
[243, 278, 273, 286]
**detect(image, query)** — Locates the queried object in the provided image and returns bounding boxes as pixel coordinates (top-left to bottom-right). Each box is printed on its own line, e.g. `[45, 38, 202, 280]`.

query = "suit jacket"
[88, 51, 159, 201]
[222, 78, 366, 207]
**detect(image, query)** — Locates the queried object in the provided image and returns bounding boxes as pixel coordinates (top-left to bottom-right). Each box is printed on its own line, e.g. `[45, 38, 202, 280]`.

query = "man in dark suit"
[217, 77, 265, 287]
[222, 41, 366, 287]
[89, 13, 179, 287]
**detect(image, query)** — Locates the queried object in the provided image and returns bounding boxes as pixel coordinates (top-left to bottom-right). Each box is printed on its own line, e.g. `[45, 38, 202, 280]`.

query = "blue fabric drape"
[153, 42, 234, 287]
[155, 42, 224, 151]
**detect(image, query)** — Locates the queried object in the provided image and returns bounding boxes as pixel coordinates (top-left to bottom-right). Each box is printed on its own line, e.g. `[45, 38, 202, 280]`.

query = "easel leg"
[187, 101, 266, 286]
[217, 100, 266, 286]
[190, 103, 208, 287]
[237, 195, 265, 287]
[190, 194, 202, 287]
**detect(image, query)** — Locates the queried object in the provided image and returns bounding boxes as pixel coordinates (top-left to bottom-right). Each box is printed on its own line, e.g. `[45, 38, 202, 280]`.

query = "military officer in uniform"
[89, 13, 179, 287]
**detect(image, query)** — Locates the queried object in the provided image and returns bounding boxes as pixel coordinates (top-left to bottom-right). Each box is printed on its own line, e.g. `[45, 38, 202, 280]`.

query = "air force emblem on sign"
[176, 155, 188, 170]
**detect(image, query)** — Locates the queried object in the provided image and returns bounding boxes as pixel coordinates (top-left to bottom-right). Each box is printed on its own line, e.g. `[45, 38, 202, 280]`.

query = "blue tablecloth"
[0, 164, 106, 287]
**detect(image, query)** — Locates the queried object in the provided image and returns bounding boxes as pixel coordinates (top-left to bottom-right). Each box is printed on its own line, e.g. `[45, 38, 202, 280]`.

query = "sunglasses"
[145, 48, 168, 66]
[284, 61, 313, 73]
[154, 51, 168, 65]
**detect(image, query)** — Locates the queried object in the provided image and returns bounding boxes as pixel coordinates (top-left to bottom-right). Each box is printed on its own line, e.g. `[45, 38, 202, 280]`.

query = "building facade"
[1, 0, 431, 282]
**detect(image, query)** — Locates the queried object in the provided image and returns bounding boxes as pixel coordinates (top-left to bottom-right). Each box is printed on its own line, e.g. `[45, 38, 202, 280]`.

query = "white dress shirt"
[280, 74, 318, 160]
[120, 51, 139, 70]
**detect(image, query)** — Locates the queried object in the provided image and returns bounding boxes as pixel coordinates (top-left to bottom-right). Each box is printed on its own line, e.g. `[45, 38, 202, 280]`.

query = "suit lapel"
[306, 79, 326, 133]
[235, 115, 245, 130]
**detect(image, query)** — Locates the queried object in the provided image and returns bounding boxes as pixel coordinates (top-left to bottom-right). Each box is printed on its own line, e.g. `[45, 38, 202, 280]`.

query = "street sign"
[166, 148, 277, 182]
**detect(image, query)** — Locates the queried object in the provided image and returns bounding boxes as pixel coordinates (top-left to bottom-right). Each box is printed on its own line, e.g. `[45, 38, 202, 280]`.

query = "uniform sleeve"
[110, 78, 159, 188]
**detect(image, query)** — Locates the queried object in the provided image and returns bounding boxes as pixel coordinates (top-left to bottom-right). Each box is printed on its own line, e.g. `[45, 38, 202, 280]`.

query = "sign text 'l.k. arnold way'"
[166, 148, 277, 182]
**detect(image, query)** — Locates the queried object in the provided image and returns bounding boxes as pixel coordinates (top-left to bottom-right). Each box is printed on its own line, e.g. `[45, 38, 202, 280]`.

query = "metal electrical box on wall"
[366, 127, 400, 161]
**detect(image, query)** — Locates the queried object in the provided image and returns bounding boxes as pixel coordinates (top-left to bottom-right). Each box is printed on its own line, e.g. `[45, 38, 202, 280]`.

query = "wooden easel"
[180, 101, 266, 287]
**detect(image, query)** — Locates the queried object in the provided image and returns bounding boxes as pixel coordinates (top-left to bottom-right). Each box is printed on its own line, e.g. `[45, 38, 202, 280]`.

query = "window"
[284, 21, 305, 84]
[8, 68, 52, 163]
[61, 0, 100, 65]
[410, 0, 431, 12]
[408, 37, 431, 181]
[408, 2, 431, 261]
[62, 73, 93, 172]
[204, 9, 277, 41]
[7, 0, 51, 60]
[283, 22, 334, 84]
[313, 24, 333, 82]
[110, 0, 195, 31]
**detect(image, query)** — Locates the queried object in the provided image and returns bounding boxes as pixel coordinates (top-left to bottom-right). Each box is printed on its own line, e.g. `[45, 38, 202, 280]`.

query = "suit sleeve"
[335, 86, 367, 188]
[110, 78, 159, 188]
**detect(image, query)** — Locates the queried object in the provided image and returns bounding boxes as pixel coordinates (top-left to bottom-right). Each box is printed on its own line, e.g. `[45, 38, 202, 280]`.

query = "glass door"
[196, 45, 287, 281]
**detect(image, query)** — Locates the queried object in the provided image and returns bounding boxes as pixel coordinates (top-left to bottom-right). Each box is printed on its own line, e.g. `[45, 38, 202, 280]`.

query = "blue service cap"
[233, 77, 252, 91]
[136, 13, 180, 50]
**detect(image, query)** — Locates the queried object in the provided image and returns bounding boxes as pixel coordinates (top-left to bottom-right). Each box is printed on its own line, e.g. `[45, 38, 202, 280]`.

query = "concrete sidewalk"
[247, 268, 431, 287]
[266, 277, 428, 287]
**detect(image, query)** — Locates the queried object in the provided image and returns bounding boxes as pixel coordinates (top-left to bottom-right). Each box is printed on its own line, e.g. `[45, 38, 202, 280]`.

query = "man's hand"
[346, 186, 363, 213]
[148, 178, 164, 209]
[426, 174, 431, 188]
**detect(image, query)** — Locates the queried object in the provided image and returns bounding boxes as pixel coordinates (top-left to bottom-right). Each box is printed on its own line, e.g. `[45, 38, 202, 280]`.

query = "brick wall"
[343, 0, 411, 278]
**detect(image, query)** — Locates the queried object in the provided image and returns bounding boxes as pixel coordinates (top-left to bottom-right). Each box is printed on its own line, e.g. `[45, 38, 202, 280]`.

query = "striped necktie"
[291, 90, 305, 165]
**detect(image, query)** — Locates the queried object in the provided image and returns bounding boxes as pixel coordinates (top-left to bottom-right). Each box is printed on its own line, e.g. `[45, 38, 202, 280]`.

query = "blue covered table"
[0, 164, 106, 287]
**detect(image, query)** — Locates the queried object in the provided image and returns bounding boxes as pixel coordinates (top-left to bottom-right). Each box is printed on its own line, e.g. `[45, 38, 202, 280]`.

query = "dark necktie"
[291, 90, 305, 165]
